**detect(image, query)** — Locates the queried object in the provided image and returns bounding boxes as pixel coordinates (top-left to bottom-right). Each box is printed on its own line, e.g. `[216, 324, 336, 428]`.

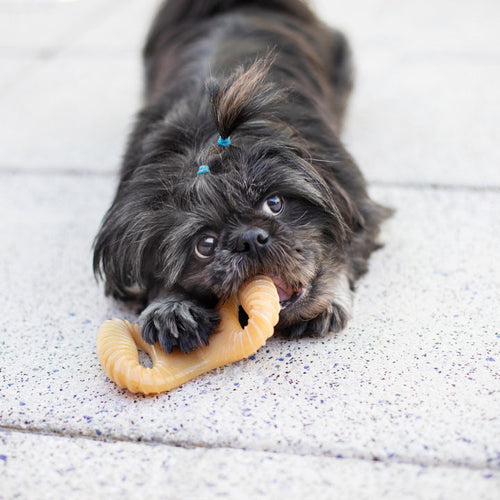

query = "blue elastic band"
[197, 165, 210, 175]
[218, 136, 231, 147]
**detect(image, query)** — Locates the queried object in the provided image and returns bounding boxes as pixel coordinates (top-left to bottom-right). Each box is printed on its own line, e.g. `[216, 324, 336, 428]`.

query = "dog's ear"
[315, 155, 393, 242]
[207, 55, 284, 140]
[92, 194, 166, 300]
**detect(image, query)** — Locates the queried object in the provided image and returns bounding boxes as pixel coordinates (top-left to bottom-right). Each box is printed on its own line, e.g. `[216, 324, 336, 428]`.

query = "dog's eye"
[195, 235, 217, 259]
[263, 195, 284, 216]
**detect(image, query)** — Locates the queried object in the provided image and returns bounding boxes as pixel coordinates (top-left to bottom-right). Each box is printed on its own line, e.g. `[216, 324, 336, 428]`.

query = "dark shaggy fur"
[93, 0, 390, 354]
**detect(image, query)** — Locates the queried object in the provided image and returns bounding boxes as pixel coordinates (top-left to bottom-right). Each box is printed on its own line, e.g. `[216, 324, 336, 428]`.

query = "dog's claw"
[139, 297, 220, 354]
[141, 317, 159, 346]
[285, 303, 350, 338]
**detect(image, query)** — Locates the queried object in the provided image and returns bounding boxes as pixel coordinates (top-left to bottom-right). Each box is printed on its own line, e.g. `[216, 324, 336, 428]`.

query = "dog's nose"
[236, 228, 271, 254]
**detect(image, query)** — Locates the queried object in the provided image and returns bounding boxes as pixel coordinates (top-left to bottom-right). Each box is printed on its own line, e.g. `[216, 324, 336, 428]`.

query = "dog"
[93, 0, 390, 354]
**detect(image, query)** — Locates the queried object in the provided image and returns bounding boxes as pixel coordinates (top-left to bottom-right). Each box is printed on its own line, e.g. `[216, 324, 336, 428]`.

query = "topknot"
[207, 54, 283, 140]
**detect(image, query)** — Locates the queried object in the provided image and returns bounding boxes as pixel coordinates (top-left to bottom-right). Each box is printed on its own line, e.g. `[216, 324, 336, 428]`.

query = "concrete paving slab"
[2, 52, 497, 184]
[0, 0, 122, 55]
[343, 57, 500, 187]
[314, 0, 500, 56]
[0, 173, 498, 471]
[67, 0, 161, 55]
[0, 55, 36, 94]
[3, 0, 496, 58]
[0, 54, 141, 171]
[1, 429, 498, 500]
[314, 0, 500, 187]
[0, 0, 158, 171]
[1, 0, 498, 185]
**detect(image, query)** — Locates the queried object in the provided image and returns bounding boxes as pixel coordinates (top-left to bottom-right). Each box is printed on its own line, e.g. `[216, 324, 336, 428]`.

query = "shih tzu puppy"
[93, 0, 390, 354]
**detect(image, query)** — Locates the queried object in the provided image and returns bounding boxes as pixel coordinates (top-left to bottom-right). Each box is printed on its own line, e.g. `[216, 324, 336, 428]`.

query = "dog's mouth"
[269, 274, 305, 310]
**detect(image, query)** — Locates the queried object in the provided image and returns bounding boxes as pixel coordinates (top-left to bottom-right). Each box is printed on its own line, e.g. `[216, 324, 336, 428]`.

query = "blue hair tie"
[218, 136, 231, 147]
[197, 165, 210, 175]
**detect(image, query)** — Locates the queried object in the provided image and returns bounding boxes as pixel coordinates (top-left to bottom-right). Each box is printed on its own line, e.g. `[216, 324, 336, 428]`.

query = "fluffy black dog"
[93, 0, 389, 354]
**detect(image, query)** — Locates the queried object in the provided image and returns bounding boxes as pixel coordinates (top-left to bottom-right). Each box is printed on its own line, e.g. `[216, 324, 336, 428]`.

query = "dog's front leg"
[140, 291, 220, 354]
[287, 267, 353, 339]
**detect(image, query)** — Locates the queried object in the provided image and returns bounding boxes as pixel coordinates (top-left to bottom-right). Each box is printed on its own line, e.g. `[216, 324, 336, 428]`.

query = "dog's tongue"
[270, 275, 294, 302]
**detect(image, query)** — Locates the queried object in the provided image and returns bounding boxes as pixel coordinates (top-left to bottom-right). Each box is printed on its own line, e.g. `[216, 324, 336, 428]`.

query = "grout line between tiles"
[0, 423, 498, 473]
[1, 167, 499, 193]
[0, 48, 138, 60]
[368, 180, 500, 193]
[0, 166, 117, 177]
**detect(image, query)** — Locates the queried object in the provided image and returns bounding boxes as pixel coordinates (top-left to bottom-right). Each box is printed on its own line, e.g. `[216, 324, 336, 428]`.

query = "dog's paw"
[287, 303, 351, 339]
[139, 297, 220, 354]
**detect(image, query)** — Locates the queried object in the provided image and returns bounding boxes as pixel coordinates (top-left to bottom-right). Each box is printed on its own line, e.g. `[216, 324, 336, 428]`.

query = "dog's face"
[149, 135, 349, 330]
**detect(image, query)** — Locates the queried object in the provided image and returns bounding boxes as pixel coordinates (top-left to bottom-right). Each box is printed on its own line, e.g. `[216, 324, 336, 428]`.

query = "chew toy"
[97, 275, 279, 394]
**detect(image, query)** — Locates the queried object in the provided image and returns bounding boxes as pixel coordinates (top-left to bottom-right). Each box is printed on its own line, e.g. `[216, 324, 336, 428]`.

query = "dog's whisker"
[308, 157, 344, 165]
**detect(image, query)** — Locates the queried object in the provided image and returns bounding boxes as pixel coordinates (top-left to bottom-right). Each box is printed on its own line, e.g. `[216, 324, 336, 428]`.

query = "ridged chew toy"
[96, 275, 280, 394]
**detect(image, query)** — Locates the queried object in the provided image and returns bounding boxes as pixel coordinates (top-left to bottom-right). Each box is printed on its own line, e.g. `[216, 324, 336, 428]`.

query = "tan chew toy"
[96, 275, 280, 394]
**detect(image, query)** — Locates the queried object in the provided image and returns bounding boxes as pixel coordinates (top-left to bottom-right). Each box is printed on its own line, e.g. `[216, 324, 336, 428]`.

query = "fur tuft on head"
[207, 55, 283, 140]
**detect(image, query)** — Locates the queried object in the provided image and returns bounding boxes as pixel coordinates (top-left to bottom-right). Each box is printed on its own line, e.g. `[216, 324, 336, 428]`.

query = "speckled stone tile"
[0, 173, 498, 471]
[1, 429, 499, 500]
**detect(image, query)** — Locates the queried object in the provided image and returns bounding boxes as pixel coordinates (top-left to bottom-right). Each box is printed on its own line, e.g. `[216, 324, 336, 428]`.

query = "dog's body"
[93, 0, 389, 353]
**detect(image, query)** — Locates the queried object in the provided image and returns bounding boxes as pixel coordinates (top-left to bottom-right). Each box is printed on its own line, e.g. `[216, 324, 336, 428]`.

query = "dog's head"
[169, 136, 352, 319]
[94, 58, 368, 327]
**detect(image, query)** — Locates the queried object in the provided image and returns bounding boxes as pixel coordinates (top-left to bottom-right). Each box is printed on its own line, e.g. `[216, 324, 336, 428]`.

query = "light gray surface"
[0, 0, 499, 185]
[317, 0, 500, 187]
[0, 56, 37, 94]
[1, 429, 498, 500]
[0, 0, 155, 172]
[0, 0, 125, 54]
[345, 59, 500, 187]
[0, 175, 498, 470]
[0, 0, 499, 498]
[315, 0, 500, 54]
[0, 54, 141, 171]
